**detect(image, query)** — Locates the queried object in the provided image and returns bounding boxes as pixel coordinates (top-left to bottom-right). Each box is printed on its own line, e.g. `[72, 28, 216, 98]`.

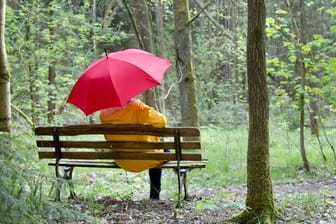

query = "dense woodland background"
[0, 0, 336, 223]
[3, 0, 336, 130]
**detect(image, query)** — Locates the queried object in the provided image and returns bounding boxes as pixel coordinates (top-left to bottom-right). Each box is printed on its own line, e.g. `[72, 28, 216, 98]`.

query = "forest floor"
[70, 175, 336, 223]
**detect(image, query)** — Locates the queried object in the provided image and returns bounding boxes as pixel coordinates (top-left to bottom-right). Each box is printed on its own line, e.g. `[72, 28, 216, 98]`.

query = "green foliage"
[24, 124, 336, 221]
[7, 1, 130, 126]
[280, 191, 330, 221]
[266, 2, 336, 129]
[0, 123, 103, 223]
[2, 120, 335, 223]
[190, 1, 247, 126]
[3, 1, 336, 221]
[221, 200, 250, 211]
[190, 124, 336, 189]
[0, 130, 46, 223]
[195, 200, 217, 210]
[4, 0, 336, 133]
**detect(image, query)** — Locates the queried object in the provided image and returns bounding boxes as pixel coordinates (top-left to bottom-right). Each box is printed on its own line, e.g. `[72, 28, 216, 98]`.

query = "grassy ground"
[37, 125, 336, 223]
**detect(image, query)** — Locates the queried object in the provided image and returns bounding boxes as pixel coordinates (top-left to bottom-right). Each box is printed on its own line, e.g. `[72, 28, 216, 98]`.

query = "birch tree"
[0, 0, 10, 132]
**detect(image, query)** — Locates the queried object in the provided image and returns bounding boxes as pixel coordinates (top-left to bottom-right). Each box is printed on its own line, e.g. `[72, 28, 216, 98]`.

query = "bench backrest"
[35, 124, 202, 161]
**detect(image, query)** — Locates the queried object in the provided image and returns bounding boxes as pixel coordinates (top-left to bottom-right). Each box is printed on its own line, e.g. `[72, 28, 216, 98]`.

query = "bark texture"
[0, 0, 10, 132]
[173, 0, 199, 127]
[298, 0, 310, 172]
[236, 0, 274, 223]
[133, 0, 156, 108]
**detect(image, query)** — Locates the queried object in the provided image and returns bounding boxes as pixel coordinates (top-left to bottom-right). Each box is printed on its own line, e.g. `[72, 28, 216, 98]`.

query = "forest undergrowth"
[38, 164, 336, 223]
[1, 124, 335, 223]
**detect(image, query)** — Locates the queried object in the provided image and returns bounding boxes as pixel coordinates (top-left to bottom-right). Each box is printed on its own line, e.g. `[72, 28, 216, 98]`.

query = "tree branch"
[193, 0, 233, 39]
[11, 104, 33, 127]
[121, 0, 144, 49]
[188, 1, 212, 25]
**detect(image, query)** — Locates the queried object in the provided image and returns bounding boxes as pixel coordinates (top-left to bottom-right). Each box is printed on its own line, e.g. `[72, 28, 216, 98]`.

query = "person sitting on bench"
[99, 98, 167, 199]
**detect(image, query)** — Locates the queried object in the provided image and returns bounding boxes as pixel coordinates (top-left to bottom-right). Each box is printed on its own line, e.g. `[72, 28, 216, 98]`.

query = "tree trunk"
[0, 0, 10, 132]
[133, 0, 156, 108]
[229, 1, 239, 104]
[25, 18, 38, 128]
[154, 0, 167, 113]
[298, 0, 310, 172]
[47, 65, 56, 123]
[102, 0, 118, 30]
[309, 99, 319, 136]
[29, 1, 42, 127]
[47, 1, 56, 124]
[173, 0, 199, 127]
[284, 0, 311, 172]
[234, 0, 274, 223]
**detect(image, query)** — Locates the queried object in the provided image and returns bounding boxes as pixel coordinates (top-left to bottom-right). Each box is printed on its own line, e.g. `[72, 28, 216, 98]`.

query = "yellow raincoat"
[99, 100, 167, 172]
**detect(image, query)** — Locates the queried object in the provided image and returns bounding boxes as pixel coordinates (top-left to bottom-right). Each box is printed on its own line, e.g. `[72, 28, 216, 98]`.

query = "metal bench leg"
[64, 166, 77, 199]
[55, 165, 76, 201]
[55, 165, 62, 201]
[176, 168, 183, 208]
[181, 169, 189, 200]
[55, 179, 62, 201]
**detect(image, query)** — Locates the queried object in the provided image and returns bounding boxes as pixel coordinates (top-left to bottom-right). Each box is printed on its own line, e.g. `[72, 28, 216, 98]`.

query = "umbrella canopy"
[67, 48, 172, 115]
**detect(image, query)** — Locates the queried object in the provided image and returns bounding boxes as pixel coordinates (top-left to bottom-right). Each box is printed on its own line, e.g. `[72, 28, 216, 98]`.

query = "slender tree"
[229, 1, 240, 104]
[173, 0, 199, 126]
[25, 9, 38, 127]
[284, 0, 310, 171]
[133, 0, 156, 108]
[233, 0, 274, 223]
[154, 0, 168, 113]
[298, 0, 310, 172]
[0, 0, 10, 132]
[47, 0, 56, 123]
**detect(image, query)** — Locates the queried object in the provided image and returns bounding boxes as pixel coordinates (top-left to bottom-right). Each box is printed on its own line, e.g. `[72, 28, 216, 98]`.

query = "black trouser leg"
[149, 168, 162, 199]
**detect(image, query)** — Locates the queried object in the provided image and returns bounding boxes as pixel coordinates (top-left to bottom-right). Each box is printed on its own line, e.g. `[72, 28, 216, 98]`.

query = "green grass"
[38, 124, 336, 203]
[269, 125, 336, 182]
[45, 124, 336, 201]
[3, 122, 335, 223]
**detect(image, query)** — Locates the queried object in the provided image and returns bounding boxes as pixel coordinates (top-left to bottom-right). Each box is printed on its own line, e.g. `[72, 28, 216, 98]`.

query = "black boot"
[149, 168, 162, 199]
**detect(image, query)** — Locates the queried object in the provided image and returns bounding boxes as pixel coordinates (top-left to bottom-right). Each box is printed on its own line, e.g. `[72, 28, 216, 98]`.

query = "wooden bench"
[35, 124, 207, 208]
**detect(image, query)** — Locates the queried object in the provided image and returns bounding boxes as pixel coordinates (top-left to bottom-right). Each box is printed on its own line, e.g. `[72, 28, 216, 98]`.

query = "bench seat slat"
[39, 151, 203, 161]
[36, 140, 201, 149]
[35, 124, 200, 137]
[48, 159, 208, 169]
[159, 160, 208, 168]
[35, 124, 206, 206]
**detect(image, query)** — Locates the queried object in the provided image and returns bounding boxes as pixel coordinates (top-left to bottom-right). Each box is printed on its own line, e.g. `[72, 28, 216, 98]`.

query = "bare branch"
[121, 0, 144, 49]
[193, 0, 233, 39]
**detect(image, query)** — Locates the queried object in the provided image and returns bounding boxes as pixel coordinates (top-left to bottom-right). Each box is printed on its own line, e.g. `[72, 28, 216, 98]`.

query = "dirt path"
[69, 176, 336, 223]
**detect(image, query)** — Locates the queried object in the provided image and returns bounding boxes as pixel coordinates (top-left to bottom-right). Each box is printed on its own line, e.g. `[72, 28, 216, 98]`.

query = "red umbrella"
[67, 48, 172, 115]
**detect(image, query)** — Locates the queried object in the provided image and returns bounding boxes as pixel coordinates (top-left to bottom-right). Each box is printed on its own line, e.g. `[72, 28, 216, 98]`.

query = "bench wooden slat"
[35, 124, 200, 137]
[159, 160, 208, 168]
[48, 160, 208, 169]
[36, 140, 201, 149]
[38, 151, 203, 160]
[35, 124, 206, 207]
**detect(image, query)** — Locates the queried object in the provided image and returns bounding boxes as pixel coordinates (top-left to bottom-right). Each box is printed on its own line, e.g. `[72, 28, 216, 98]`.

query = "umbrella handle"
[104, 48, 108, 58]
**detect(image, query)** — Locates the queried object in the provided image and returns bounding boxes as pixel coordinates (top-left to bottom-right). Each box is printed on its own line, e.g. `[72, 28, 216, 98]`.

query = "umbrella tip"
[104, 48, 108, 58]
